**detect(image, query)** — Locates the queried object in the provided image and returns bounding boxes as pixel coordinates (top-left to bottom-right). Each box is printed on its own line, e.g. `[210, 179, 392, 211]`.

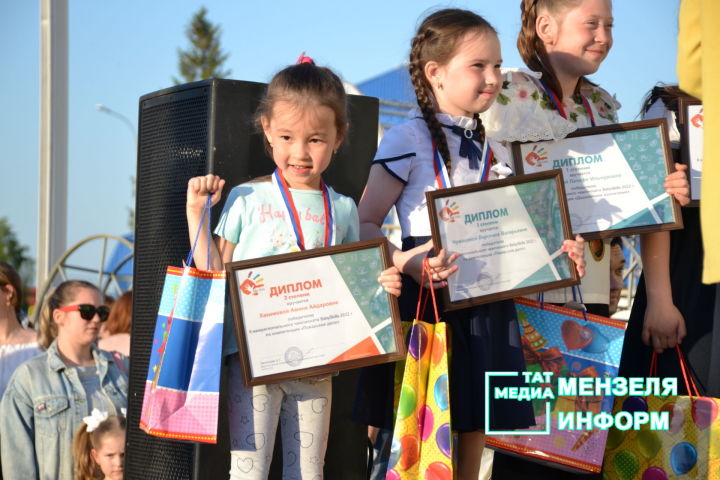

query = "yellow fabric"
[678, 0, 720, 283]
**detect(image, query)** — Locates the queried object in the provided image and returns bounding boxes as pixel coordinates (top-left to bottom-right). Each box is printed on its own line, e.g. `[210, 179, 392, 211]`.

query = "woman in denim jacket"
[0, 280, 128, 480]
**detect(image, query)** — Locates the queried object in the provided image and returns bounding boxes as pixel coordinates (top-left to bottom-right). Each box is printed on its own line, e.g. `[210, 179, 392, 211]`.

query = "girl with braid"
[352, 9, 586, 478]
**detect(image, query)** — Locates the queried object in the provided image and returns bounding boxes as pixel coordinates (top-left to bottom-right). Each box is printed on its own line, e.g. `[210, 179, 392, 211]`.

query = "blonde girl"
[73, 410, 126, 480]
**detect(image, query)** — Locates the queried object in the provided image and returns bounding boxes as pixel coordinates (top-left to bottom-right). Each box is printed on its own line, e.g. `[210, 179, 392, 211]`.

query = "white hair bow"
[83, 408, 109, 432]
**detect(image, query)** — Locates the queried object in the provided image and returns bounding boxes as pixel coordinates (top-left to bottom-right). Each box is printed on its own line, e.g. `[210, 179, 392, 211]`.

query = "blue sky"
[1, 0, 680, 284]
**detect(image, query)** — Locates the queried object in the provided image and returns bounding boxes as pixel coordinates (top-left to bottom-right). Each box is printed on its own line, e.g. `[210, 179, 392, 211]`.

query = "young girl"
[0, 280, 128, 480]
[480, 0, 690, 316]
[353, 9, 586, 479]
[186, 60, 401, 479]
[620, 85, 718, 396]
[73, 409, 126, 480]
[480, 1, 689, 478]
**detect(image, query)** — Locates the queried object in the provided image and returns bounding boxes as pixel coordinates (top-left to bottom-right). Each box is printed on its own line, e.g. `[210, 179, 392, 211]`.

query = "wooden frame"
[226, 238, 404, 386]
[512, 119, 683, 240]
[426, 169, 579, 311]
[678, 96, 703, 206]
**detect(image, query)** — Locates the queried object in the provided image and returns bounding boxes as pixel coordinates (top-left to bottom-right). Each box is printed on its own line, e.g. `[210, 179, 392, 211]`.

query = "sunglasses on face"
[58, 304, 110, 322]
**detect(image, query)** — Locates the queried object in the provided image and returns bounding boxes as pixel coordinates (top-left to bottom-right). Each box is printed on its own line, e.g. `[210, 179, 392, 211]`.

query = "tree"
[174, 7, 231, 84]
[0, 217, 35, 312]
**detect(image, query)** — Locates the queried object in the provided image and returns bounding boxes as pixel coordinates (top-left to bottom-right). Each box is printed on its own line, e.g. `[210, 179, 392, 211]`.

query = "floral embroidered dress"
[481, 69, 621, 307]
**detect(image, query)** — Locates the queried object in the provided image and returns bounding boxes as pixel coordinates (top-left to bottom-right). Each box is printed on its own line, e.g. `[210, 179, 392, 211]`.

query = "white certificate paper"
[517, 123, 676, 236]
[429, 172, 576, 307]
[686, 104, 703, 201]
[232, 248, 397, 378]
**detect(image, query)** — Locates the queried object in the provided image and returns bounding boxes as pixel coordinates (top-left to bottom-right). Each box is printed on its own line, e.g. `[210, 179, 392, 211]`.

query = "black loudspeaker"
[128, 79, 379, 480]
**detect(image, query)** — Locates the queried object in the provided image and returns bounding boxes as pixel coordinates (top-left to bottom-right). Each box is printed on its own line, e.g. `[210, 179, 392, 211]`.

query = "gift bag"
[603, 347, 720, 479]
[140, 199, 226, 443]
[486, 295, 627, 473]
[387, 260, 453, 480]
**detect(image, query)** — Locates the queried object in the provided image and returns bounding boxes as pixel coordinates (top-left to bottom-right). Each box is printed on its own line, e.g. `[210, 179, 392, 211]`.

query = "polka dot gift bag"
[387, 260, 453, 480]
[603, 347, 720, 479]
[140, 198, 225, 443]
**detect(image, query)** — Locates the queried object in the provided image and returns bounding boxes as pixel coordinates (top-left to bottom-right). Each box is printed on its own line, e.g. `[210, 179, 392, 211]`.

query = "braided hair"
[518, 0, 588, 100]
[408, 9, 497, 174]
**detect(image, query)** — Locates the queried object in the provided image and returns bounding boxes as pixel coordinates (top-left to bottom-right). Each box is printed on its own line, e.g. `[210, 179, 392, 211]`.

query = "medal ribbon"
[432, 139, 492, 190]
[538, 79, 596, 127]
[271, 169, 335, 250]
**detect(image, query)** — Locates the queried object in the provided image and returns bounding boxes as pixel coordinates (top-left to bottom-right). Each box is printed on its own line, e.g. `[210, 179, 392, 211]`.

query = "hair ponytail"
[409, 28, 453, 173]
[518, 0, 586, 100]
[72, 414, 127, 480]
[409, 9, 497, 175]
[73, 424, 102, 480]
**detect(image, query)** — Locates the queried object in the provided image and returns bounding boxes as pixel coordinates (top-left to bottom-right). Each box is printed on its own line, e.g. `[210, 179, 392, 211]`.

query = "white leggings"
[227, 356, 332, 480]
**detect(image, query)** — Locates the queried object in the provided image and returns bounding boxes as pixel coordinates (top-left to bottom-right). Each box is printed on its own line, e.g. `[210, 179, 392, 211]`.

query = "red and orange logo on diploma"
[240, 272, 265, 296]
[525, 146, 549, 168]
[691, 109, 704, 128]
[439, 200, 460, 223]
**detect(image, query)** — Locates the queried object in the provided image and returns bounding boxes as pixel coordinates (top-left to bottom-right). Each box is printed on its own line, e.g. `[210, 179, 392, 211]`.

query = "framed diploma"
[678, 97, 703, 206]
[426, 170, 579, 311]
[512, 119, 683, 239]
[226, 238, 405, 386]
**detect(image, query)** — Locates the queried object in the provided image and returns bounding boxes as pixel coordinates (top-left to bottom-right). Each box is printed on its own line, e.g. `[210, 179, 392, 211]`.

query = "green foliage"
[173, 7, 231, 85]
[0, 217, 35, 313]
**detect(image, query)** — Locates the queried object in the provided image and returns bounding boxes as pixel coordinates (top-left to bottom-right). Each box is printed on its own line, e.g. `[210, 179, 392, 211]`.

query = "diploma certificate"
[679, 97, 703, 205]
[227, 239, 404, 386]
[513, 119, 682, 239]
[427, 170, 579, 311]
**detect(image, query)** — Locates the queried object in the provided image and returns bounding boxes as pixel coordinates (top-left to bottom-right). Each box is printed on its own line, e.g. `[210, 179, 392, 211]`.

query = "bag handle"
[537, 285, 588, 322]
[186, 196, 213, 270]
[649, 345, 701, 397]
[415, 258, 441, 324]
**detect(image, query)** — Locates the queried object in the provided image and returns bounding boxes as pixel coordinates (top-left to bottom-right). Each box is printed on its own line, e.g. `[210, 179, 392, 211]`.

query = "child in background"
[72, 409, 126, 480]
[620, 85, 719, 396]
[353, 9, 586, 479]
[481, 1, 689, 478]
[186, 59, 401, 479]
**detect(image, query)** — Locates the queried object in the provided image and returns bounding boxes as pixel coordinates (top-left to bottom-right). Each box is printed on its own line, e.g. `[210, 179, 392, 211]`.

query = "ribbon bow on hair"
[83, 408, 109, 432]
[443, 124, 483, 170]
[296, 51, 314, 65]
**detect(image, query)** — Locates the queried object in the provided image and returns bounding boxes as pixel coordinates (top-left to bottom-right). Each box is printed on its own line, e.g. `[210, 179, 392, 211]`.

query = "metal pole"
[37, 0, 68, 289]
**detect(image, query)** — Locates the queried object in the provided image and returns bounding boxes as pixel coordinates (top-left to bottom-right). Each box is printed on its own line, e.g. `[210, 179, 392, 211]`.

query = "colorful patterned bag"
[603, 347, 720, 479]
[140, 199, 225, 443]
[387, 260, 453, 480]
[486, 296, 627, 473]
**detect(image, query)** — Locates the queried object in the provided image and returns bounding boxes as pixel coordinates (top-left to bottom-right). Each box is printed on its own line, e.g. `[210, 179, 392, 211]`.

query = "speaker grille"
[127, 84, 211, 480]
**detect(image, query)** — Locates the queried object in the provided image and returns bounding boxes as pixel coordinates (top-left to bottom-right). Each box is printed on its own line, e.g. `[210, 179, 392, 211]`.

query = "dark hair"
[105, 290, 132, 335]
[73, 415, 126, 480]
[639, 84, 689, 118]
[0, 261, 23, 316]
[409, 9, 497, 175]
[519, 0, 596, 101]
[610, 236, 622, 248]
[38, 280, 100, 350]
[255, 62, 348, 156]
